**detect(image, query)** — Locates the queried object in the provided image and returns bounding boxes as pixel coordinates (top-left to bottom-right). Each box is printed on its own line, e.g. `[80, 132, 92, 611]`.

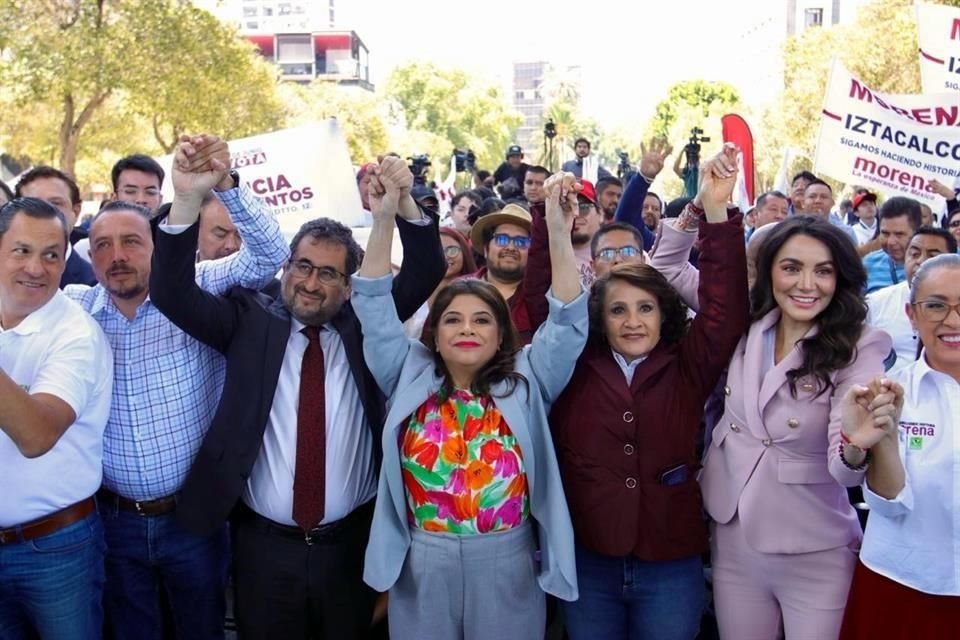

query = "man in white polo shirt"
[0, 197, 113, 639]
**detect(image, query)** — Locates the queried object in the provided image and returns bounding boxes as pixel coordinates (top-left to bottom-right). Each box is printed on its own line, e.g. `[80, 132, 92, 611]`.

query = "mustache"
[107, 262, 135, 275]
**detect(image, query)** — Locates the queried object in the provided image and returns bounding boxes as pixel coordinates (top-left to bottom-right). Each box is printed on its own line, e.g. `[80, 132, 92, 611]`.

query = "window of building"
[277, 34, 313, 62]
[243, 6, 258, 17]
[804, 8, 823, 27]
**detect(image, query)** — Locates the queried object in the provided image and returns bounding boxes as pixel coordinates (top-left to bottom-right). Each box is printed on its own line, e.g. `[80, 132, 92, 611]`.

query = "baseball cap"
[851, 191, 877, 211]
[577, 180, 597, 206]
[506, 145, 522, 157]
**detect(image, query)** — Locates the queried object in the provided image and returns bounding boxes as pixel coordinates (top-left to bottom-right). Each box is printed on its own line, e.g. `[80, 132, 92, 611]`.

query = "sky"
[337, 0, 789, 130]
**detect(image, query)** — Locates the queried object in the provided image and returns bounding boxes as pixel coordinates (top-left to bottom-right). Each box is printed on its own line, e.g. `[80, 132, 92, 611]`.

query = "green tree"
[280, 82, 388, 164]
[0, 0, 283, 176]
[646, 80, 740, 140]
[385, 62, 522, 171]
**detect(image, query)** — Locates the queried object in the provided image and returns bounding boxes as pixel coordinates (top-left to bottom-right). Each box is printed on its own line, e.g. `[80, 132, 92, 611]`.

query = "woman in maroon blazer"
[551, 145, 750, 640]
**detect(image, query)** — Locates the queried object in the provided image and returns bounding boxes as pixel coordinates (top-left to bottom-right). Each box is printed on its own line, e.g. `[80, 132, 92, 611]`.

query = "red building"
[245, 30, 373, 90]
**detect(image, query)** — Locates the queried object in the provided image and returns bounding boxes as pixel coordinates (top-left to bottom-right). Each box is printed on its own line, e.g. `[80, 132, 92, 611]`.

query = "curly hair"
[751, 216, 867, 398]
[425, 278, 527, 397]
[588, 263, 690, 349]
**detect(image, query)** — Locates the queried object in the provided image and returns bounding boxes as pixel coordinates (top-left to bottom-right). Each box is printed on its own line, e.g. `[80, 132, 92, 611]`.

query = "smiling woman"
[352, 165, 586, 639]
[699, 215, 893, 639]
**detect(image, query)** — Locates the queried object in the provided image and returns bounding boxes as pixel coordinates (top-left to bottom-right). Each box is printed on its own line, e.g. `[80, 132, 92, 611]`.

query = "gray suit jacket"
[351, 273, 586, 601]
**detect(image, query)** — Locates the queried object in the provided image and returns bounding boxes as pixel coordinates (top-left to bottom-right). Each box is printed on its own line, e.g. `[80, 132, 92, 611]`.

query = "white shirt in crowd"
[0, 291, 113, 526]
[852, 219, 877, 247]
[242, 317, 377, 526]
[860, 355, 960, 596]
[866, 281, 917, 374]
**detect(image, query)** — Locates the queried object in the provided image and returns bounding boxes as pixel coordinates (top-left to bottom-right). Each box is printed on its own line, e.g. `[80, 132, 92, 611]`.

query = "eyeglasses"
[287, 259, 347, 284]
[443, 245, 462, 257]
[912, 299, 960, 322]
[492, 233, 530, 249]
[595, 246, 640, 262]
[577, 202, 596, 216]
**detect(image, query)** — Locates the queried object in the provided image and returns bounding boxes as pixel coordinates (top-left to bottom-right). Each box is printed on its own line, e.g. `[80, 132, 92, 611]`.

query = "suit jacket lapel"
[491, 382, 537, 498]
[754, 311, 819, 418]
[582, 342, 635, 406]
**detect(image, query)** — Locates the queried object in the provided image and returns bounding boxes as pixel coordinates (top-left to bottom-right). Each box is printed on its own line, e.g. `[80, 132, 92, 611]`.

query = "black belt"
[236, 500, 374, 545]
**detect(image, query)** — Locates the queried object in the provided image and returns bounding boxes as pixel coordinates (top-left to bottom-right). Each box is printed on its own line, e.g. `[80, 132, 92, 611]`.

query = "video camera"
[544, 119, 557, 140]
[684, 127, 710, 166]
[408, 154, 432, 185]
[616, 150, 636, 182]
[452, 148, 476, 174]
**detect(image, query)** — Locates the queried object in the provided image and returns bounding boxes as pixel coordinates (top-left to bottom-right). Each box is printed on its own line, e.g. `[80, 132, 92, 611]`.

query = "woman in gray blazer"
[352, 167, 587, 639]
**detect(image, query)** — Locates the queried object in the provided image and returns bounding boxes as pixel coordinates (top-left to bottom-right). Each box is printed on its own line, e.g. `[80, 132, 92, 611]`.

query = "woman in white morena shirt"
[840, 253, 960, 639]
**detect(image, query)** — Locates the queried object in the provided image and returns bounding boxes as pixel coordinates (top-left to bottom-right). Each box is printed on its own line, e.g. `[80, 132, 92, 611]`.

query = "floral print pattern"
[399, 388, 530, 534]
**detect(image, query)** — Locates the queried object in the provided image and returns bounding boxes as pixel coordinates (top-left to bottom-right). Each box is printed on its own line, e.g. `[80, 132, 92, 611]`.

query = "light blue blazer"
[351, 273, 586, 602]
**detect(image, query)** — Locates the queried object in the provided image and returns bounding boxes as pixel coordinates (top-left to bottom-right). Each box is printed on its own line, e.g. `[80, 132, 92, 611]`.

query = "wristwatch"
[215, 170, 240, 192]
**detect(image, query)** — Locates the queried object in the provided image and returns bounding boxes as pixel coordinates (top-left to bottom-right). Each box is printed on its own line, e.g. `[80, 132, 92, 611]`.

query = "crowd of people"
[0, 132, 958, 640]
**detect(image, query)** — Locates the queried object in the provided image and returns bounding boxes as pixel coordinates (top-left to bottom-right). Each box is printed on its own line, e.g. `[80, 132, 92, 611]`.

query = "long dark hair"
[588, 263, 690, 348]
[426, 278, 527, 397]
[751, 216, 867, 397]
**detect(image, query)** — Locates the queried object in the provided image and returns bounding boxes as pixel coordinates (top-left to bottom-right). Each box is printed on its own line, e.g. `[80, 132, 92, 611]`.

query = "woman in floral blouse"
[352, 167, 587, 640]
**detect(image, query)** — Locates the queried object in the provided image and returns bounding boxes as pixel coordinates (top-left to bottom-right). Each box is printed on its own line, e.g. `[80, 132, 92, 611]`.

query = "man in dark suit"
[149, 151, 445, 640]
[15, 166, 97, 287]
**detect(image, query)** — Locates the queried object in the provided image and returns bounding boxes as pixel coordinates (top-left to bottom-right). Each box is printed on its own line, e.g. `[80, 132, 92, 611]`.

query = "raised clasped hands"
[695, 142, 739, 213]
[543, 171, 580, 234]
[840, 375, 904, 451]
[172, 134, 231, 198]
[366, 156, 413, 220]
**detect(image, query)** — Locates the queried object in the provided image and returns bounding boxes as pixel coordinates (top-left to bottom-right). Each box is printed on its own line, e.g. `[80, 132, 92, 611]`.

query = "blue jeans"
[563, 546, 705, 640]
[98, 501, 228, 640]
[0, 511, 105, 640]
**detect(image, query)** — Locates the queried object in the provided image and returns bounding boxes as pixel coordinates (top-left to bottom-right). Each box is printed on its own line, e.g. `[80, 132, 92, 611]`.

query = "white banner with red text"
[813, 59, 960, 207]
[916, 2, 960, 93]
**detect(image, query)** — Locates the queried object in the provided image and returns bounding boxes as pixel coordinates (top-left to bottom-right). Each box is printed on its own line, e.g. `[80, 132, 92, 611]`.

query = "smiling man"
[863, 197, 922, 294]
[0, 197, 113, 639]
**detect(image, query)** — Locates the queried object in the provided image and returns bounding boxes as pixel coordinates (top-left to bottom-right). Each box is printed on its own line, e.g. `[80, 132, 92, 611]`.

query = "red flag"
[721, 114, 755, 207]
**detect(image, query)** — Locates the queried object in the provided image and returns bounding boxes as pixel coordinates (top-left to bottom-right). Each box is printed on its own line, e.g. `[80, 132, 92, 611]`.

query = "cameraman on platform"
[493, 145, 529, 188]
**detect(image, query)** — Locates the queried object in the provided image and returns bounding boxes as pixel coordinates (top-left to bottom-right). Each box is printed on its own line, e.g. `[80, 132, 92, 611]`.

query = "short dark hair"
[91, 200, 154, 229]
[589, 263, 689, 348]
[0, 197, 68, 251]
[910, 225, 957, 254]
[752, 216, 867, 398]
[574, 137, 590, 149]
[525, 166, 549, 180]
[475, 169, 491, 182]
[289, 218, 363, 276]
[791, 171, 817, 186]
[111, 154, 165, 192]
[451, 191, 481, 209]
[878, 196, 922, 231]
[590, 221, 645, 258]
[804, 179, 832, 194]
[755, 190, 788, 210]
[0, 179, 13, 203]
[595, 177, 622, 198]
[15, 166, 81, 205]
[645, 191, 663, 208]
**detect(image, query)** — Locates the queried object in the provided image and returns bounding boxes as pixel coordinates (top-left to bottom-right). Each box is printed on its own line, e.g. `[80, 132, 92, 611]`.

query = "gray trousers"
[387, 520, 546, 640]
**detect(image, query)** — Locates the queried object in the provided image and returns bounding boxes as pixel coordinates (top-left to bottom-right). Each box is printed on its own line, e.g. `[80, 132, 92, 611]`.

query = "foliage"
[280, 82, 388, 164]
[385, 62, 522, 172]
[0, 0, 283, 177]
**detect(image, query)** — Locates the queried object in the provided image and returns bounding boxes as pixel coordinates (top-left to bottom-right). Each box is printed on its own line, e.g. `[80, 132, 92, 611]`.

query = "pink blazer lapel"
[755, 317, 820, 418]
[742, 311, 778, 433]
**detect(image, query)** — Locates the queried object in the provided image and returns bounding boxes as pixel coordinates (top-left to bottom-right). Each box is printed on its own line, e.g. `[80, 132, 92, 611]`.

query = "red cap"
[577, 179, 597, 205]
[851, 191, 877, 211]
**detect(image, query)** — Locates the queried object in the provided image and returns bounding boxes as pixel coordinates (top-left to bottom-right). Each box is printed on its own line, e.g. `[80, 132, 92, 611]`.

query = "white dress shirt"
[852, 219, 877, 246]
[0, 292, 113, 526]
[866, 281, 916, 374]
[860, 355, 960, 595]
[243, 317, 377, 526]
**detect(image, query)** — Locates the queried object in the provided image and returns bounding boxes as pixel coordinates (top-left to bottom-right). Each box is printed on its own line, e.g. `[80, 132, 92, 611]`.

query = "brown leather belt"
[97, 489, 177, 516]
[0, 497, 95, 546]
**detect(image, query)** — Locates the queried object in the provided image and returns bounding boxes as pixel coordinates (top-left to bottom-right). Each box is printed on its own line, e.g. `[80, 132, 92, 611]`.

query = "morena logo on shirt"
[899, 421, 936, 450]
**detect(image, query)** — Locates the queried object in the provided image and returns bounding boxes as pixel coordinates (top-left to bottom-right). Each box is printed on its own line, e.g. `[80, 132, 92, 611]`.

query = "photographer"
[494, 145, 529, 187]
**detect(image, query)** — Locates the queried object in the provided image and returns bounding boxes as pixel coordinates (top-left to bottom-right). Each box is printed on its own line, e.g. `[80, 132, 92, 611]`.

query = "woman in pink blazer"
[699, 216, 892, 639]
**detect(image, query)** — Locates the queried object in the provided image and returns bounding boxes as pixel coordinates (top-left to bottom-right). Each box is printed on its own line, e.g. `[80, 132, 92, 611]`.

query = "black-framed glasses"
[287, 259, 347, 284]
[912, 299, 960, 323]
[443, 245, 462, 257]
[595, 246, 640, 262]
[493, 233, 530, 249]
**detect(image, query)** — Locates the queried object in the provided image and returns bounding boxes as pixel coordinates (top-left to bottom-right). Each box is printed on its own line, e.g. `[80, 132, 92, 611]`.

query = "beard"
[571, 230, 591, 246]
[283, 285, 341, 326]
[487, 261, 524, 283]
